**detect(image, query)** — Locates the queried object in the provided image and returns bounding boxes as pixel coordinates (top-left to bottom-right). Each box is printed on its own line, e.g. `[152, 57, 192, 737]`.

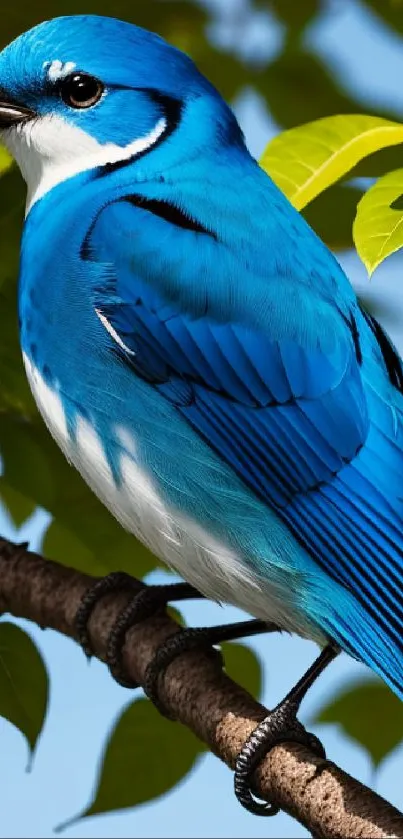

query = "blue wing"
[86, 196, 403, 697]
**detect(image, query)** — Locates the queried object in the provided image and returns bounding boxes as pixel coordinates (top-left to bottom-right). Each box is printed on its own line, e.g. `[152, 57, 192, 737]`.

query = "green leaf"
[302, 183, 363, 251]
[268, 0, 321, 36]
[63, 698, 204, 827]
[0, 479, 36, 528]
[0, 621, 48, 762]
[42, 518, 159, 580]
[42, 520, 106, 577]
[353, 167, 403, 275]
[260, 115, 403, 210]
[221, 641, 262, 700]
[314, 678, 403, 768]
[0, 416, 56, 511]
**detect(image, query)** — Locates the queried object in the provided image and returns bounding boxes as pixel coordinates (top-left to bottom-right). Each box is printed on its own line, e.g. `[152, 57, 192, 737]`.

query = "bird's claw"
[74, 575, 201, 687]
[143, 618, 275, 718]
[74, 571, 143, 659]
[144, 627, 224, 718]
[105, 584, 192, 688]
[234, 697, 326, 816]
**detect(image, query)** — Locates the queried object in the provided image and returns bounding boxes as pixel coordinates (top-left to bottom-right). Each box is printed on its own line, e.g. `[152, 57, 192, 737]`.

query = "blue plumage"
[0, 15, 401, 699]
[86, 182, 403, 697]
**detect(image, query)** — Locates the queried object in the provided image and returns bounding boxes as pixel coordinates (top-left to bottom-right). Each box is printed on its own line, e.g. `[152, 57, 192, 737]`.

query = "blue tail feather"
[286, 386, 403, 699]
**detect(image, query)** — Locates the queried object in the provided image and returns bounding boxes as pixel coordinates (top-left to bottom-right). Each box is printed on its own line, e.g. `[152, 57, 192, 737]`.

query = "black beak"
[0, 100, 35, 129]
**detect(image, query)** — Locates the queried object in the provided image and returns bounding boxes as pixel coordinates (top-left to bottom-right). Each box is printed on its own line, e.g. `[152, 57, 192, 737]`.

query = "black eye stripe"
[94, 91, 183, 176]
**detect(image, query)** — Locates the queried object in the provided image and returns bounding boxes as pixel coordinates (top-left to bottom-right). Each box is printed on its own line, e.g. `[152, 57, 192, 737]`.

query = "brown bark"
[0, 536, 401, 839]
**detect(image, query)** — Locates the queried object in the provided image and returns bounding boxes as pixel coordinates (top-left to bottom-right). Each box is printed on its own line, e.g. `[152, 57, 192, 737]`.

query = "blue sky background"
[1, 1, 403, 837]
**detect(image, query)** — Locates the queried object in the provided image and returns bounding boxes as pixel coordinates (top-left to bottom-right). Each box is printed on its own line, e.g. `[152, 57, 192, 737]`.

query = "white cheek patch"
[2, 113, 167, 215]
[44, 60, 77, 82]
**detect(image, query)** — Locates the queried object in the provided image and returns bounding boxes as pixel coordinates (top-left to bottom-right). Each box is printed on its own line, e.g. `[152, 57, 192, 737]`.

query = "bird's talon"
[144, 620, 276, 718]
[75, 577, 199, 683]
[109, 666, 139, 690]
[74, 571, 141, 657]
[144, 631, 196, 718]
[144, 627, 225, 718]
[305, 731, 326, 760]
[89, 581, 200, 689]
[104, 584, 192, 689]
[234, 701, 326, 816]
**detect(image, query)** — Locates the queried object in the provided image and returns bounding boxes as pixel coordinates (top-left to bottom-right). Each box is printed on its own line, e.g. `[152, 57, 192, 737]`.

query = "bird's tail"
[295, 382, 403, 700]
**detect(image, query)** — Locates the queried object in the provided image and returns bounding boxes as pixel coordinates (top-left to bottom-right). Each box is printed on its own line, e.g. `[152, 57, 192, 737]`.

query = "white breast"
[23, 354, 320, 639]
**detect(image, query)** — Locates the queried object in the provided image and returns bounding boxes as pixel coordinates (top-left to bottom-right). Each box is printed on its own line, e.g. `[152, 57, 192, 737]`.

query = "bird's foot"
[74, 572, 203, 687]
[233, 645, 338, 816]
[234, 699, 325, 816]
[144, 618, 280, 719]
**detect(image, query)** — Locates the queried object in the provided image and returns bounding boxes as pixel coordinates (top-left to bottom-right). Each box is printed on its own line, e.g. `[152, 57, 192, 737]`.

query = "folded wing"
[86, 196, 403, 697]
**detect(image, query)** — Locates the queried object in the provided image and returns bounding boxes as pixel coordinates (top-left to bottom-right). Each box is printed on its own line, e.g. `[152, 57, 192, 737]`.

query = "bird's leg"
[75, 572, 204, 683]
[143, 618, 280, 717]
[234, 644, 339, 816]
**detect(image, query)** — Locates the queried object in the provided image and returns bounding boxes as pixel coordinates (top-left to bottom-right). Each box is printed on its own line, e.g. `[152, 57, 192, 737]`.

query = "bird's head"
[0, 15, 244, 213]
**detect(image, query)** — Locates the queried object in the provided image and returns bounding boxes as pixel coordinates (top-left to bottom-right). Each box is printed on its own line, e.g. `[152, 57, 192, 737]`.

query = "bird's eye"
[60, 72, 104, 109]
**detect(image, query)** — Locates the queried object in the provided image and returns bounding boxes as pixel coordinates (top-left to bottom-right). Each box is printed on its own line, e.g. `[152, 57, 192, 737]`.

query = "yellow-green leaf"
[260, 115, 403, 210]
[353, 167, 403, 275]
[0, 146, 12, 178]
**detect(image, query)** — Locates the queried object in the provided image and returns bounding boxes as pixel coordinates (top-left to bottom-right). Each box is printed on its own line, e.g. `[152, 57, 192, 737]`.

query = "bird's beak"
[0, 99, 35, 129]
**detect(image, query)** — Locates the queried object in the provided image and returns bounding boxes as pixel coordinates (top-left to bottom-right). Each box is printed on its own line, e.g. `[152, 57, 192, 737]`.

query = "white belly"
[24, 355, 322, 639]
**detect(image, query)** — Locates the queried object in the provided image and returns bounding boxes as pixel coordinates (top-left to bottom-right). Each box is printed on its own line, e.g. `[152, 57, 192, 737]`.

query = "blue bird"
[0, 14, 401, 814]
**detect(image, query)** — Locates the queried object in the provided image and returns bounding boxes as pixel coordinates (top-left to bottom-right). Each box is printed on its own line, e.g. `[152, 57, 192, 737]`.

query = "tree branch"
[0, 537, 401, 839]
